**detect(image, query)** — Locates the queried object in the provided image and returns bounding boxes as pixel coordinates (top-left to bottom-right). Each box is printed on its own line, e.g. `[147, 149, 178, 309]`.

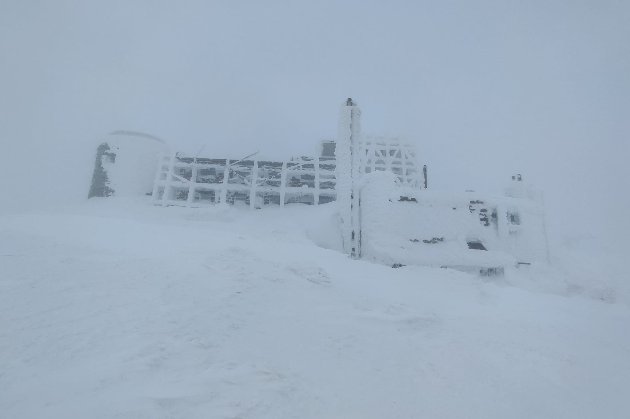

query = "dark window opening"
[467, 240, 487, 251]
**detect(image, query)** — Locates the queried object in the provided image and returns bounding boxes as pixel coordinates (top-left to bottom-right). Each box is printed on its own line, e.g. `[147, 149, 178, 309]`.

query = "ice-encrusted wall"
[359, 171, 548, 271]
[88, 131, 168, 198]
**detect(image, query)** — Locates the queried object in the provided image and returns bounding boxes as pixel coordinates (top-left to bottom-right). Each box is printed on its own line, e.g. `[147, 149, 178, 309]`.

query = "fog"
[1, 0, 628, 247]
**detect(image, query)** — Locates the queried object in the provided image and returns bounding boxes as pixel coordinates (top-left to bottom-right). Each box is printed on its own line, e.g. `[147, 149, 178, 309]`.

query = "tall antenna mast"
[336, 98, 362, 258]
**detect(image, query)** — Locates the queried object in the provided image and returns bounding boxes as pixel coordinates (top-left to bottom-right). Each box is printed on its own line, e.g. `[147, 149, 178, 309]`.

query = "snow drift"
[1, 198, 629, 418]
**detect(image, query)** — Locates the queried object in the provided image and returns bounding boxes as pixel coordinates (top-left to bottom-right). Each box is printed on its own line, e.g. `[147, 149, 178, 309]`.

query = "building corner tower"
[336, 98, 362, 258]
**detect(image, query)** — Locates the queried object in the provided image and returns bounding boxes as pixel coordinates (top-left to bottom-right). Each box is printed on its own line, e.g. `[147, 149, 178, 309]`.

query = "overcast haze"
[1, 0, 628, 246]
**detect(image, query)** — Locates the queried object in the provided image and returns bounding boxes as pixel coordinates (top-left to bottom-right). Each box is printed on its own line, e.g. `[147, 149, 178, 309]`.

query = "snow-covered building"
[331, 98, 548, 270]
[88, 99, 548, 273]
[146, 101, 423, 210]
[88, 131, 168, 199]
[358, 171, 548, 274]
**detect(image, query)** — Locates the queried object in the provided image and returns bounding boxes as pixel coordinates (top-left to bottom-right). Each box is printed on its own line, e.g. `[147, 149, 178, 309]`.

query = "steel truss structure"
[152, 140, 424, 208]
[152, 155, 338, 208]
[359, 136, 422, 188]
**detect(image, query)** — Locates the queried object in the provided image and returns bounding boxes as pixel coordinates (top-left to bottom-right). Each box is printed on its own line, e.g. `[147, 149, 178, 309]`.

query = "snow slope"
[1, 198, 629, 418]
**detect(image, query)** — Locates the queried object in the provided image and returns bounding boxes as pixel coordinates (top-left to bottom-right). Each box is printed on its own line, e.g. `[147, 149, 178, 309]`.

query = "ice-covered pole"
[336, 98, 362, 258]
[423, 165, 428, 189]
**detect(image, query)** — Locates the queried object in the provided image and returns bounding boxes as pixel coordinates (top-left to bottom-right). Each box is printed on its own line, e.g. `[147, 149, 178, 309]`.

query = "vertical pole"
[350, 112, 361, 258]
[187, 158, 198, 206]
[280, 161, 287, 207]
[250, 160, 258, 209]
[220, 159, 230, 204]
[423, 165, 428, 189]
[336, 98, 362, 258]
[314, 157, 320, 206]
[152, 153, 165, 204]
[161, 153, 177, 206]
[370, 140, 376, 173]
[399, 146, 407, 185]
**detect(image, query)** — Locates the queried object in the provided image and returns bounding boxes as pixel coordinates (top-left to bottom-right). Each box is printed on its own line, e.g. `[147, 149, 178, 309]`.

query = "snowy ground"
[1, 198, 629, 418]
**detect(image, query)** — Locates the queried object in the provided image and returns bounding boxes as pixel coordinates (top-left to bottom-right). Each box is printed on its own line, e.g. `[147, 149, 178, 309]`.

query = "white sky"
[1, 0, 628, 245]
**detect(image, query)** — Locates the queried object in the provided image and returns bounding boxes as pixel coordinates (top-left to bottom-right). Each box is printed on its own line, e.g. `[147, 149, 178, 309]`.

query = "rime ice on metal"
[148, 99, 422, 216]
[87, 99, 548, 272]
[152, 155, 337, 208]
[335, 98, 362, 258]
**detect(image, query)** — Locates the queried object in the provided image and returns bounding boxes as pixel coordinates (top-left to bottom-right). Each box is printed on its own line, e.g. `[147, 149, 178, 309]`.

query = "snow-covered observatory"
[358, 172, 548, 274]
[88, 100, 548, 274]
